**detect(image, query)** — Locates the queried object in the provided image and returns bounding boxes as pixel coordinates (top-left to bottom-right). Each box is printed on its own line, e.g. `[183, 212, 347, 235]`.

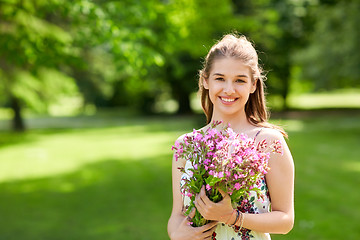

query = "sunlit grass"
[288, 89, 360, 109]
[0, 126, 177, 182]
[1, 120, 175, 182]
[0, 116, 197, 240]
[0, 111, 359, 239]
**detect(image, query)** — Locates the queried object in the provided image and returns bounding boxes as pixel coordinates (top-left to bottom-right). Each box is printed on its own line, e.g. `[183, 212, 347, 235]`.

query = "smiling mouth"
[219, 97, 238, 103]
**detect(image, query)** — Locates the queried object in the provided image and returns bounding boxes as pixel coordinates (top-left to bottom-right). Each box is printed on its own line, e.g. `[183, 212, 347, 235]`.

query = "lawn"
[0, 110, 359, 239]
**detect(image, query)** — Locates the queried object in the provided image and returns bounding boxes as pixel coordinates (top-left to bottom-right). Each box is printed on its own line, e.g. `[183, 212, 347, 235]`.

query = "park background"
[0, 0, 359, 239]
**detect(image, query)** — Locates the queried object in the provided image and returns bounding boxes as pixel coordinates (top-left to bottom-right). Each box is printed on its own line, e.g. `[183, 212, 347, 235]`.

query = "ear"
[203, 77, 209, 90]
[250, 78, 258, 93]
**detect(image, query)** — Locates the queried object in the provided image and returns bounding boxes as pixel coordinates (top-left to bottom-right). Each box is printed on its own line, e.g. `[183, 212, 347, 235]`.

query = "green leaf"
[230, 189, 245, 202]
[205, 175, 222, 186]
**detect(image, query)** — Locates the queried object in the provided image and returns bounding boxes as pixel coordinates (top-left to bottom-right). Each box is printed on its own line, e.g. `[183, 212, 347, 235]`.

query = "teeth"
[221, 97, 236, 102]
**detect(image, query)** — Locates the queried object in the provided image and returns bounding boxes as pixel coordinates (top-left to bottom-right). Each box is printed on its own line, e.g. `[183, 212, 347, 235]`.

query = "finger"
[218, 188, 227, 197]
[196, 192, 207, 209]
[195, 191, 206, 209]
[186, 207, 196, 221]
[197, 186, 206, 203]
[200, 221, 218, 232]
[189, 207, 196, 218]
[203, 233, 215, 240]
[218, 188, 231, 201]
[201, 223, 218, 239]
[199, 187, 213, 205]
[194, 199, 204, 216]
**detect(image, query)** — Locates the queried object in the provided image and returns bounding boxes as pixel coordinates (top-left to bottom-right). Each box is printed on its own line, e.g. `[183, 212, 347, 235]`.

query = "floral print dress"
[181, 160, 271, 240]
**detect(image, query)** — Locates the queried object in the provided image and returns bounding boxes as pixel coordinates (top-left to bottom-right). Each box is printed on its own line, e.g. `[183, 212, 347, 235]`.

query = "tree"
[294, 0, 360, 90]
[163, 0, 261, 114]
[0, 0, 80, 131]
[163, 0, 316, 112]
[93, 0, 170, 113]
[245, 0, 317, 110]
[0, 0, 175, 131]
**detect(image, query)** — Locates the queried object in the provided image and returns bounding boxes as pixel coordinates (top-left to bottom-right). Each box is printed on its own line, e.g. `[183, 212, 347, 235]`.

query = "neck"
[211, 110, 253, 132]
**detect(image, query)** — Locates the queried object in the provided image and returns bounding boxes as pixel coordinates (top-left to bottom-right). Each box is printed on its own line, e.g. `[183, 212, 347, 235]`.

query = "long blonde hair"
[198, 34, 287, 137]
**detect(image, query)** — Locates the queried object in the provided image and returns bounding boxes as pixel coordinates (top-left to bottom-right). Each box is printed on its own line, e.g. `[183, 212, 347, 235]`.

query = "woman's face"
[203, 57, 256, 118]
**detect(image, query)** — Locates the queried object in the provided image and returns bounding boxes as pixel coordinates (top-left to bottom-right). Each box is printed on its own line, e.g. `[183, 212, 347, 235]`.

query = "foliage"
[0, 0, 79, 104]
[1, 0, 359, 131]
[294, 0, 360, 90]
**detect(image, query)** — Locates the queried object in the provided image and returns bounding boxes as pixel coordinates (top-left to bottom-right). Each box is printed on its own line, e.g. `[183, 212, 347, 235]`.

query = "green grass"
[0, 111, 359, 239]
[273, 113, 360, 240]
[287, 90, 360, 109]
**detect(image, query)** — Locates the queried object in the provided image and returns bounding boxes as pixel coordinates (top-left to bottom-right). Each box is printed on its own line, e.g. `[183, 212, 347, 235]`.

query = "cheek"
[238, 87, 252, 102]
[208, 88, 217, 103]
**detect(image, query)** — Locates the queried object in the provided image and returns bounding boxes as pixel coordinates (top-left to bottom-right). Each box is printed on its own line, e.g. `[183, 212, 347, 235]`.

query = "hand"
[194, 186, 233, 223]
[170, 208, 218, 240]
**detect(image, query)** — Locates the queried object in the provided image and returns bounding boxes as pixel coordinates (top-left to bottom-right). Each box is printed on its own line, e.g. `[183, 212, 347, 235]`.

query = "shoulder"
[174, 132, 194, 145]
[175, 133, 188, 144]
[258, 127, 294, 169]
[256, 127, 291, 157]
[257, 127, 286, 142]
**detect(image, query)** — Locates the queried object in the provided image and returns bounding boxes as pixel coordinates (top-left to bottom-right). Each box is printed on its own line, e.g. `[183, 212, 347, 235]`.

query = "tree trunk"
[10, 96, 25, 131]
[281, 76, 290, 111]
[177, 91, 192, 114]
[280, 61, 291, 111]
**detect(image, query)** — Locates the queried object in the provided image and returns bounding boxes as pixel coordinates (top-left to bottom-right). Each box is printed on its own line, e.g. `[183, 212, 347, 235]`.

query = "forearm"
[228, 210, 293, 234]
[243, 210, 294, 234]
[167, 212, 184, 238]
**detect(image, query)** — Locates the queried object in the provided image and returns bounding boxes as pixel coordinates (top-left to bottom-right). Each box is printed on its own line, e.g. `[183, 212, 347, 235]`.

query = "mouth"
[219, 97, 238, 103]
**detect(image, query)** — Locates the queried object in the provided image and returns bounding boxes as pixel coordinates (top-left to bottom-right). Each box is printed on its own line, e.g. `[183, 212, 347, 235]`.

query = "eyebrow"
[213, 73, 249, 78]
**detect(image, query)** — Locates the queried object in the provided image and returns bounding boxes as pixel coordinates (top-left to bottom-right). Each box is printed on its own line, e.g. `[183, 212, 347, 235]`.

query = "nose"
[224, 82, 235, 95]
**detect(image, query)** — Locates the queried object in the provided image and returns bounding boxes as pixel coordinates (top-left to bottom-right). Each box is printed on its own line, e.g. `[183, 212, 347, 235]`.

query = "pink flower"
[217, 172, 224, 178]
[234, 182, 241, 190]
[204, 158, 211, 165]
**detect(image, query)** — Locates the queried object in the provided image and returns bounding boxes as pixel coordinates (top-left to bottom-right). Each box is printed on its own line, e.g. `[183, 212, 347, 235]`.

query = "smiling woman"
[168, 34, 295, 240]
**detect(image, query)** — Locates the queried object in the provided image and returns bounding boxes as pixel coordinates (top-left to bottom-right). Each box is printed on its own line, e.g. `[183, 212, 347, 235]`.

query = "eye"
[236, 79, 246, 83]
[215, 77, 224, 81]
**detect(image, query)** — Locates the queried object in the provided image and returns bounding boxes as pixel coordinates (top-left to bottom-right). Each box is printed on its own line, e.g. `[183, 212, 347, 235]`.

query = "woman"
[168, 34, 294, 240]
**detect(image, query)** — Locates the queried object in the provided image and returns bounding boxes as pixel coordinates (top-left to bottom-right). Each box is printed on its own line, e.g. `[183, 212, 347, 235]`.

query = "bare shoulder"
[257, 127, 286, 142]
[257, 127, 293, 160]
[174, 132, 194, 146]
[175, 133, 188, 144]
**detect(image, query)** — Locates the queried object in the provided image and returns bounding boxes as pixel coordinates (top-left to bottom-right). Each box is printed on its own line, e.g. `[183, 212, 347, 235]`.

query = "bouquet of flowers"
[172, 121, 283, 227]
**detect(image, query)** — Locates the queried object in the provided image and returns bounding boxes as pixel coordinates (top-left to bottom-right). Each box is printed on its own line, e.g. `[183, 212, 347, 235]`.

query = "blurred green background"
[0, 0, 359, 239]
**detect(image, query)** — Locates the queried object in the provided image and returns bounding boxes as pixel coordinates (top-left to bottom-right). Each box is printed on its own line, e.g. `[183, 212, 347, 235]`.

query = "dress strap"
[254, 128, 263, 140]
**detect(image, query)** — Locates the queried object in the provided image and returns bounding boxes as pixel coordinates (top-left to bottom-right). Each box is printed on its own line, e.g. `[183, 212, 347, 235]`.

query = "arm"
[241, 129, 294, 234]
[194, 129, 295, 234]
[167, 139, 217, 240]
